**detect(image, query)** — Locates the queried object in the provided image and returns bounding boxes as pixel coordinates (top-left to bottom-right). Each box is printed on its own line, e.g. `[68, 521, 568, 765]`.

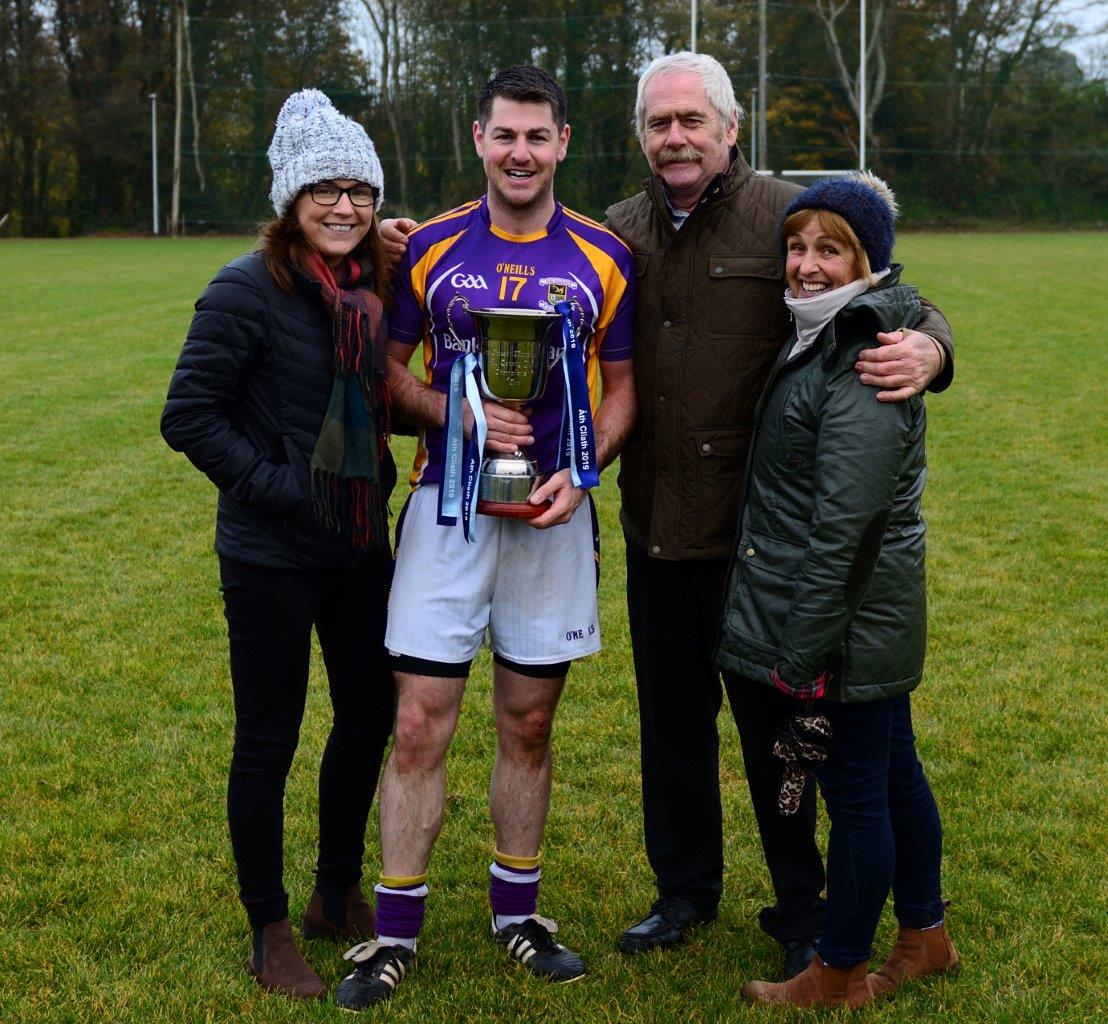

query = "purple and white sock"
[490, 858, 541, 931]
[374, 879, 428, 950]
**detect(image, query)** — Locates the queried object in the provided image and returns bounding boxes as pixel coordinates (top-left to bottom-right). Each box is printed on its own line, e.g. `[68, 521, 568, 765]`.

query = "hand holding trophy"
[439, 295, 596, 539]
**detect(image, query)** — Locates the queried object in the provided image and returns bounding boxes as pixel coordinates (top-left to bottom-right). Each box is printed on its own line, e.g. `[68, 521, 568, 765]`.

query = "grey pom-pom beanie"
[267, 89, 384, 217]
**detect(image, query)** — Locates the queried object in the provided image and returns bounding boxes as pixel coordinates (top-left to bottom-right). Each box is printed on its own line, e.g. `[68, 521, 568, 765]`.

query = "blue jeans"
[809, 693, 944, 968]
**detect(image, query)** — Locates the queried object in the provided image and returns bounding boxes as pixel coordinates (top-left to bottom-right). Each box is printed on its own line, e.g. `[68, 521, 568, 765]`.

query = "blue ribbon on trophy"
[554, 300, 599, 491]
[438, 352, 487, 541]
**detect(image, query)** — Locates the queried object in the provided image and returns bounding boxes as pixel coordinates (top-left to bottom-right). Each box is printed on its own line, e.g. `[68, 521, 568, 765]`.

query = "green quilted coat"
[715, 268, 930, 704]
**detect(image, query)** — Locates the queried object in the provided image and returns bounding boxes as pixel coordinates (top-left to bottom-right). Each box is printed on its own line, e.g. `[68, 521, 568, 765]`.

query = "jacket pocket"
[741, 528, 808, 578]
[723, 529, 807, 653]
[706, 255, 787, 339]
[278, 434, 315, 528]
[692, 427, 750, 550]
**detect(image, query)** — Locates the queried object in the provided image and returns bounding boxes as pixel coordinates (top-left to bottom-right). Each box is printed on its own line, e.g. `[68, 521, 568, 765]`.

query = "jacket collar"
[287, 258, 323, 297]
[645, 146, 755, 228]
[819, 265, 921, 368]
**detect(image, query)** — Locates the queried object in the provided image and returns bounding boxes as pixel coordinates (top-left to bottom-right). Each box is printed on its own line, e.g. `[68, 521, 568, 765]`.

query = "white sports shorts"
[385, 484, 601, 668]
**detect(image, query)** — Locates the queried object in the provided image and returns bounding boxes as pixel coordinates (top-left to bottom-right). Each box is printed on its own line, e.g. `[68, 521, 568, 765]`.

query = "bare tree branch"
[183, 0, 203, 192]
[814, 0, 889, 160]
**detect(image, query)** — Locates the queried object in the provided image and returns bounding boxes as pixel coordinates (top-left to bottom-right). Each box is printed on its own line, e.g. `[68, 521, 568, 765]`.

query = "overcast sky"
[1060, 0, 1106, 69]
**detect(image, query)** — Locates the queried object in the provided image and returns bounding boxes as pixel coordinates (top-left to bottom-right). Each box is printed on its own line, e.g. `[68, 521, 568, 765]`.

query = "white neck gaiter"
[784, 267, 891, 360]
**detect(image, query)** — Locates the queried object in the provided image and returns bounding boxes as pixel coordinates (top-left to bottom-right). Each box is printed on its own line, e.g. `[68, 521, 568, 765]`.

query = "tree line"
[0, 0, 1104, 237]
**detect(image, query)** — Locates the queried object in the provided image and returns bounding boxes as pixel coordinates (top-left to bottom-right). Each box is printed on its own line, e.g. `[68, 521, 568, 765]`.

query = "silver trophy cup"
[446, 297, 564, 518]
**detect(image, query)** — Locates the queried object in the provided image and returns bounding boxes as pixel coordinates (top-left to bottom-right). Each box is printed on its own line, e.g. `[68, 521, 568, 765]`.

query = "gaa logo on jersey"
[540, 276, 575, 306]
[450, 272, 488, 290]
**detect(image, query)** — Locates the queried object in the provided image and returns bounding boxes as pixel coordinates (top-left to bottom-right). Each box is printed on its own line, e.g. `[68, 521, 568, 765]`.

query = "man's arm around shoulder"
[856, 298, 954, 402]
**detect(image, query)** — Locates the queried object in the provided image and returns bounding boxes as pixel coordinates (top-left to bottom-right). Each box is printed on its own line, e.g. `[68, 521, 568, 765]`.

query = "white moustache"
[656, 145, 702, 166]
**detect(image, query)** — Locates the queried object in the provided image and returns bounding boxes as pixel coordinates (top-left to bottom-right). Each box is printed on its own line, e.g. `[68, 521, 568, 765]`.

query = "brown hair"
[781, 208, 873, 283]
[259, 198, 392, 307]
[477, 65, 567, 130]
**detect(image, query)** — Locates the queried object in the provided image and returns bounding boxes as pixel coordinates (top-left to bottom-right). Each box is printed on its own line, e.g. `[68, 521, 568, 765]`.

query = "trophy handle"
[445, 294, 472, 349]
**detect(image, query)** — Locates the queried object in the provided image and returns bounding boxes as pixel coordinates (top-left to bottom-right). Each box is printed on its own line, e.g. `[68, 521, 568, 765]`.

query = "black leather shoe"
[618, 896, 717, 954]
[782, 936, 819, 980]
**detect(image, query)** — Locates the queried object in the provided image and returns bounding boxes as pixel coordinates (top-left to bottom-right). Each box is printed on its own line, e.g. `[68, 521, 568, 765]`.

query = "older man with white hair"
[606, 51, 954, 977]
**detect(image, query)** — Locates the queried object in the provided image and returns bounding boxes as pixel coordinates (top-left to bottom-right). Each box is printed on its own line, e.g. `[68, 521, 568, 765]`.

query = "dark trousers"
[810, 693, 944, 967]
[219, 556, 395, 929]
[625, 539, 826, 942]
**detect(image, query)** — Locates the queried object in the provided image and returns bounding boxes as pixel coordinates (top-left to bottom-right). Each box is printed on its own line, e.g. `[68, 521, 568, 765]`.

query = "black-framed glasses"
[308, 182, 377, 207]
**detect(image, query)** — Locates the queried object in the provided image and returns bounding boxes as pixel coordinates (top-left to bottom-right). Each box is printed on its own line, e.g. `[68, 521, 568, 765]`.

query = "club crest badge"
[539, 276, 576, 311]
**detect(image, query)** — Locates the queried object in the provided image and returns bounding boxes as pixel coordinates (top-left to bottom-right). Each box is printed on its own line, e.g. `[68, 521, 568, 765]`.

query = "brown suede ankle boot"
[868, 921, 960, 997]
[743, 955, 874, 1008]
[247, 919, 326, 999]
[301, 883, 376, 941]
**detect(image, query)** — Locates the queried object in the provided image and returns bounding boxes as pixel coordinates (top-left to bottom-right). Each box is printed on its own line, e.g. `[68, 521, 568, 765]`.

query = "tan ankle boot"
[868, 921, 960, 997]
[301, 883, 376, 941]
[247, 919, 326, 999]
[743, 955, 874, 1008]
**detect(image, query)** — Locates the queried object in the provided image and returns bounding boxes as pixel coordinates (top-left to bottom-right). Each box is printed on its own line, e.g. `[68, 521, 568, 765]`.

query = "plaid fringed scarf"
[304, 250, 391, 550]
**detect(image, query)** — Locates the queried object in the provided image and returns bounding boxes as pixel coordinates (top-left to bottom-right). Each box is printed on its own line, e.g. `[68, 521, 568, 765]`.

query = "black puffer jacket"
[715, 270, 928, 703]
[161, 252, 396, 570]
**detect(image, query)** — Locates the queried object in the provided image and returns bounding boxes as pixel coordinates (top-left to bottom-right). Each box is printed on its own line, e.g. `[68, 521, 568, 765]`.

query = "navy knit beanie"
[780, 171, 898, 272]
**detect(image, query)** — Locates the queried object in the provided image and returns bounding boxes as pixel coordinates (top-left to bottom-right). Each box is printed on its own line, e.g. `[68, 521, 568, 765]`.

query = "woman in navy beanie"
[716, 172, 959, 1007]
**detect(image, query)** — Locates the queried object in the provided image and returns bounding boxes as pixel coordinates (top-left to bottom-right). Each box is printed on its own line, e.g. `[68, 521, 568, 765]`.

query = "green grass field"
[1, 234, 1105, 1023]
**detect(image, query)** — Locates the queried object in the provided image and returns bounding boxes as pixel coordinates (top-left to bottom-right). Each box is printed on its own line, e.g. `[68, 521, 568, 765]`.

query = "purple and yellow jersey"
[389, 195, 635, 490]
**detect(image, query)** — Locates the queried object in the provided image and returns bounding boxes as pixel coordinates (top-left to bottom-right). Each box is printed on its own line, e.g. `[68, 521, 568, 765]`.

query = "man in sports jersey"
[335, 66, 636, 1010]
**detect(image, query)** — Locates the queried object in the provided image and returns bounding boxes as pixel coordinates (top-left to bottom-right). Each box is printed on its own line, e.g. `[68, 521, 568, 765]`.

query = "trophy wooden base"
[477, 499, 546, 519]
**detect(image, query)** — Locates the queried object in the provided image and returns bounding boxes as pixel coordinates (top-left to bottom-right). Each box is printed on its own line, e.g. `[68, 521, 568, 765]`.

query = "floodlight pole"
[150, 92, 159, 235]
[757, 0, 767, 170]
[691, 0, 698, 52]
[750, 88, 758, 169]
[859, 0, 867, 169]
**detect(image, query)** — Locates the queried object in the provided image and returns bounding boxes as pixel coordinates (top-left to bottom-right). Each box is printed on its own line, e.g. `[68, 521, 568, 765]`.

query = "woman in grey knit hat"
[161, 89, 396, 1000]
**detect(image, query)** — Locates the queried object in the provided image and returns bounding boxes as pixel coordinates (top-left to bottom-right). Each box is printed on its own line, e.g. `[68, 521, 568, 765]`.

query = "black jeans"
[810, 693, 944, 967]
[219, 555, 395, 929]
[625, 539, 826, 942]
